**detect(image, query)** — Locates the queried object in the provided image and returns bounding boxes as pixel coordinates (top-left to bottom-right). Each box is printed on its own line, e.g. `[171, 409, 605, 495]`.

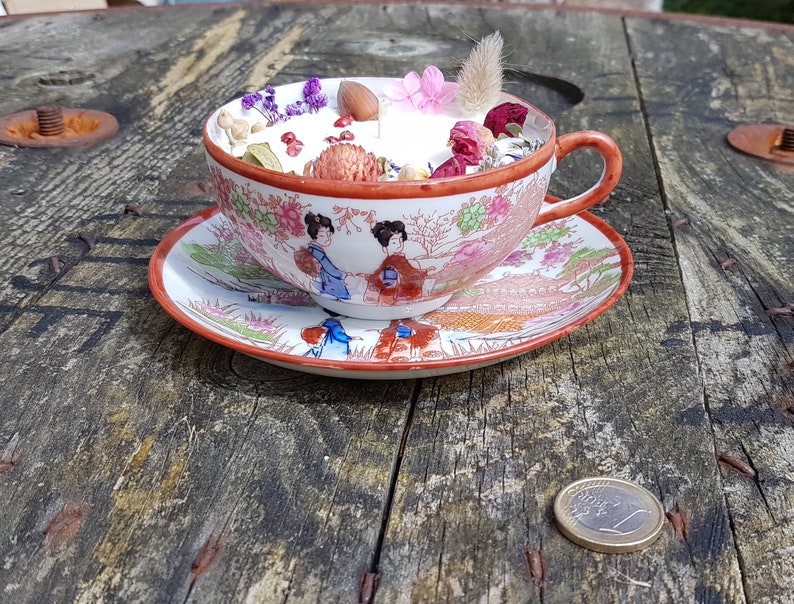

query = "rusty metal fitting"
[772, 127, 794, 156]
[35, 105, 66, 137]
[727, 123, 794, 166]
[0, 105, 118, 148]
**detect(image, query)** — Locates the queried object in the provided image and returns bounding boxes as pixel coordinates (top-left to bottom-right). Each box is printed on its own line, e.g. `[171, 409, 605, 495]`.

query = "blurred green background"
[663, 0, 794, 24]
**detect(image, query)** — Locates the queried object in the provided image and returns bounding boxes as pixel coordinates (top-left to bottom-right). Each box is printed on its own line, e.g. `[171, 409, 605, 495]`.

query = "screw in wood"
[36, 105, 66, 137]
[778, 127, 794, 152]
[0, 106, 117, 148]
[727, 124, 794, 165]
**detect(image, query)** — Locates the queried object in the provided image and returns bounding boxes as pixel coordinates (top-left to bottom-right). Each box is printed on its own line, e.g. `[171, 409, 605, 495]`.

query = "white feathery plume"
[456, 31, 505, 114]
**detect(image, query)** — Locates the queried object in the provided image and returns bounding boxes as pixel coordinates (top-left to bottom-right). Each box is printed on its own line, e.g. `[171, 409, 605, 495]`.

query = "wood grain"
[0, 3, 791, 602]
[628, 15, 794, 602]
[376, 8, 743, 603]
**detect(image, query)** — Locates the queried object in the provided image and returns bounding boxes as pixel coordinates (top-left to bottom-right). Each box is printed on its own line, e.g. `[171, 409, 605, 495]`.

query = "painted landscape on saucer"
[163, 208, 628, 367]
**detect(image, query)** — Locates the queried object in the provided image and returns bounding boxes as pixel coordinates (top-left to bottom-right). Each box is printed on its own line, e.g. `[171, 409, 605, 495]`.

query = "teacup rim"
[203, 77, 558, 200]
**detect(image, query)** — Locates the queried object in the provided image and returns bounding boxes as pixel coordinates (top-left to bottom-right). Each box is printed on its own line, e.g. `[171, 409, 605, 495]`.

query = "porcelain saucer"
[148, 206, 633, 379]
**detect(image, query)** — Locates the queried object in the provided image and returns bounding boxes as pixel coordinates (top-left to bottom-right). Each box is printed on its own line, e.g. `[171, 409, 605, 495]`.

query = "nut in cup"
[203, 78, 622, 321]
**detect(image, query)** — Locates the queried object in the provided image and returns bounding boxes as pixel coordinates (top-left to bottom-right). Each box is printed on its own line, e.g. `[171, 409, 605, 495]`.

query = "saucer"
[149, 206, 633, 379]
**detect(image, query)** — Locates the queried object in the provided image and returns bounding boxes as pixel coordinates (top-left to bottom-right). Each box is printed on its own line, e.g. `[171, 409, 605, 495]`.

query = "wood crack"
[362, 378, 422, 602]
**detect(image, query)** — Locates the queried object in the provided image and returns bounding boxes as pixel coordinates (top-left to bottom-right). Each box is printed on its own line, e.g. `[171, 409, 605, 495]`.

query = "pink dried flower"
[382, 71, 423, 111]
[312, 143, 382, 182]
[449, 120, 495, 166]
[383, 66, 455, 114]
[416, 66, 456, 114]
[430, 156, 465, 179]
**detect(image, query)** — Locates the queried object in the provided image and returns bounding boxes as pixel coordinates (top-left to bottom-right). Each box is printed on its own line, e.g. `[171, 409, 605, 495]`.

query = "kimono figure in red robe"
[372, 318, 444, 362]
[364, 220, 427, 305]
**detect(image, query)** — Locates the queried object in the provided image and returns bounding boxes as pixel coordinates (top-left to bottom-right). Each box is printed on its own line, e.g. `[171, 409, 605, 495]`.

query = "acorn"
[336, 80, 379, 122]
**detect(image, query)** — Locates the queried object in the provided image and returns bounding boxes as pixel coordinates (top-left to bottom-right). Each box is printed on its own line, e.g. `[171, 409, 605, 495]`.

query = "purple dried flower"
[285, 102, 305, 116]
[305, 92, 328, 112]
[242, 79, 325, 124]
[303, 77, 322, 96]
[242, 91, 263, 110]
[302, 77, 327, 112]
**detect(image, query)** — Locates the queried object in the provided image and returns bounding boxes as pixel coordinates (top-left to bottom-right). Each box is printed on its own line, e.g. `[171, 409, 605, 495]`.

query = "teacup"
[203, 77, 621, 320]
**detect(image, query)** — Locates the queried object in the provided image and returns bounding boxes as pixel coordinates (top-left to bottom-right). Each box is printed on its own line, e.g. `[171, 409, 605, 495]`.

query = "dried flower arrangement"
[218, 31, 544, 182]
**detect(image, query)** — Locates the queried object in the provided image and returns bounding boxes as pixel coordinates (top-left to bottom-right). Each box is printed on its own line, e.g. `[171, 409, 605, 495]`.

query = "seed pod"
[217, 109, 234, 130]
[231, 119, 249, 141]
[337, 81, 379, 121]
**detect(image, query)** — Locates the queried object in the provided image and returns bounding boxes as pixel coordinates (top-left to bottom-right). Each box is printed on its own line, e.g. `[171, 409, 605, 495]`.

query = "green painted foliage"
[182, 243, 276, 281]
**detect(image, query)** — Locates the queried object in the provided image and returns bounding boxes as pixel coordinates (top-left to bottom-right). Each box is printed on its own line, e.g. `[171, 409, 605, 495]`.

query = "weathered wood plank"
[628, 15, 794, 603]
[0, 5, 417, 602]
[0, 277, 416, 603]
[375, 7, 743, 603]
[0, 4, 323, 329]
[1, 3, 790, 603]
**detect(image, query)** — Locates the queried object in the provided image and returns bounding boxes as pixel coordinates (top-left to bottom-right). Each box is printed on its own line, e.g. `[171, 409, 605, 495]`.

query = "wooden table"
[1, 2, 792, 602]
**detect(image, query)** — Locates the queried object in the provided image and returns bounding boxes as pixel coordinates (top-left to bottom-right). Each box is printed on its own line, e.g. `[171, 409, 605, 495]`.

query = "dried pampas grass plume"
[456, 31, 504, 113]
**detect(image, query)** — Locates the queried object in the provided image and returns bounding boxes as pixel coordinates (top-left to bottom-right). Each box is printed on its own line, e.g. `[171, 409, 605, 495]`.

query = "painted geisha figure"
[364, 220, 427, 305]
[301, 317, 358, 359]
[372, 318, 443, 362]
[295, 212, 350, 300]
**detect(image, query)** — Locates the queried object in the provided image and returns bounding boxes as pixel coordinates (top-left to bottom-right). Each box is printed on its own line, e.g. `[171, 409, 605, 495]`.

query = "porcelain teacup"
[203, 77, 621, 320]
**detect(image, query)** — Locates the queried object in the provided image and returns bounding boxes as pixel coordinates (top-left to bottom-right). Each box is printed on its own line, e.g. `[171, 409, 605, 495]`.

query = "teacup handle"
[533, 130, 623, 227]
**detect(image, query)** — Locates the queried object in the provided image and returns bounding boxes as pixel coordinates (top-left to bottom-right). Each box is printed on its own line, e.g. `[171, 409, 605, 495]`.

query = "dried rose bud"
[397, 163, 430, 181]
[430, 156, 465, 179]
[230, 119, 249, 141]
[449, 121, 495, 166]
[217, 109, 234, 130]
[483, 102, 529, 137]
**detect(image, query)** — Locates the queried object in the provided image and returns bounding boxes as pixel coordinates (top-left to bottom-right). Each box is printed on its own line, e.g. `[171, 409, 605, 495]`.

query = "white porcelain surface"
[149, 206, 633, 379]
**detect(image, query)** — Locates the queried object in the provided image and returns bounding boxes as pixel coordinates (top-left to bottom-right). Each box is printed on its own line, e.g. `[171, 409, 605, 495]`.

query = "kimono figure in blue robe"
[301, 318, 355, 359]
[307, 242, 350, 300]
[301, 212, 350, 300]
